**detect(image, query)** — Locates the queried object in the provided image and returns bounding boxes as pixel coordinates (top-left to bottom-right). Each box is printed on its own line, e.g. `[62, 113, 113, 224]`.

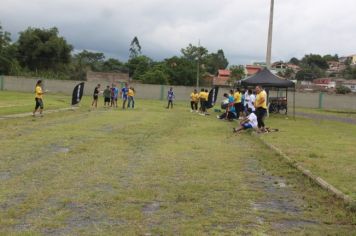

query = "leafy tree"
[139, 64, 169, 84]
[0, 23, 19, 74]
[301, 54, 329, 70]
[342, 65, 356, 80]
[164, 56, 197, 86]
[289, 57, 300, 65]
[336, 85, 351, 94]
[126, 55, 153, 79]
[229, 65, 245, 83]
[101, 58, 126, 72]
[323, 54, 338, 62]
[205, 49, 229, 75]
[181, 43, 208, 62]
[73, 50, 105, 71]
[129, 36, 141, 59]
[17, 27, 73, 71]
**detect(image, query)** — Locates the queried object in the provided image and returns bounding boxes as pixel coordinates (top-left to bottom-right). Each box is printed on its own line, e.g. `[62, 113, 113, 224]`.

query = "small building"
[213, 69, 231, 87]
[313, 78, 336, 89]
[245, 65, 262, 76]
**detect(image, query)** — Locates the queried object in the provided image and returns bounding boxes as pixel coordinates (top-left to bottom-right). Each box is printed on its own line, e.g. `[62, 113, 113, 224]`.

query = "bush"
[335, 86, 351, 94]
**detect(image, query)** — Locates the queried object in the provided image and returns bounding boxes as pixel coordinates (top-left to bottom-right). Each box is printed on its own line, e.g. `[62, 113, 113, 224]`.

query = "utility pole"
[266, 0, 274, 69]
[196, 40, 200, 89]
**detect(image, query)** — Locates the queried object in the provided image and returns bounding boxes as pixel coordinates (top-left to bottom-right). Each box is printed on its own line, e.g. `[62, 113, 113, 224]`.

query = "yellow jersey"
[234, 92, 241, 103]
[35, 86, 43, 99]
[128, 89, 135, 97]
[255, 90, 267, 109]
[199, 92, 207, 101]
[190, 93, 199, 102]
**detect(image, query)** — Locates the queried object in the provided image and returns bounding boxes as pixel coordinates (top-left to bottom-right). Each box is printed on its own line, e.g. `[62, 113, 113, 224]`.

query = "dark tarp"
[241, 68, 295, 88]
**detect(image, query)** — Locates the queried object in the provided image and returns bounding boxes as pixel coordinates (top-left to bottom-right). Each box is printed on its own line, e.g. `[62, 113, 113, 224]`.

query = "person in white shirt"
[233, 108, 258, 133]
[248, 89, 256, 112]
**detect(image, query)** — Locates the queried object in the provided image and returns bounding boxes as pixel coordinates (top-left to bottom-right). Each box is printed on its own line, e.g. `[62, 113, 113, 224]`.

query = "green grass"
[262, 114, 356, 199]
[0, 92, 355, 235]
[0, 91, 70, 115]
[296, 107, 356, 119]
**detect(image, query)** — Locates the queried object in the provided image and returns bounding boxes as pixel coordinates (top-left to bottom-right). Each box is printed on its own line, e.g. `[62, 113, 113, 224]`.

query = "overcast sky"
[1, 0, 355, 65]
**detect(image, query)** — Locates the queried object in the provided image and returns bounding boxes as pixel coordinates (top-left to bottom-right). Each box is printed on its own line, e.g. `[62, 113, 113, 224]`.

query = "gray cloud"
[1, 0, 355, 64]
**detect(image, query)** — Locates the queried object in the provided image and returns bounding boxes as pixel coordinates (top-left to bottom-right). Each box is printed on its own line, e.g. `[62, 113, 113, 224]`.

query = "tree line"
[0, 24, 231, 85]
[1, 24, 355, 85]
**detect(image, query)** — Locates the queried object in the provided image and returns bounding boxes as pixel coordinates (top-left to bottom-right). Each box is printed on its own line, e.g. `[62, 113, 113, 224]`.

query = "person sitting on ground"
[103, 85, 111, 108]
[233, 108, 258, 133]
[217, 93, 237, 121]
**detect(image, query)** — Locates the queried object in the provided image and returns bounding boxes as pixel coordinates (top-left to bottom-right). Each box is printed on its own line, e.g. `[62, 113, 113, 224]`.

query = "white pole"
[266, 0, 274, 69]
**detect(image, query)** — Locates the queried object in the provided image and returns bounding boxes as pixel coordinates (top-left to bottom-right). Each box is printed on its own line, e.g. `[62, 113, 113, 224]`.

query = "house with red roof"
[213, 69, 231, 86]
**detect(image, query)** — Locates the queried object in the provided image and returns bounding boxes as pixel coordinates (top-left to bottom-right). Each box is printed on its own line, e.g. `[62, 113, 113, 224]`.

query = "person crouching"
[217, 93, 237, 121]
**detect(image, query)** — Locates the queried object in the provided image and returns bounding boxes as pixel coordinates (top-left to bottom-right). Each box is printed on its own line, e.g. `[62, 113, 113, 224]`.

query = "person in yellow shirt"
[127, 87, 135, 108]
[233, 88, 243, 119]
[198, 88, 207, 114]
[254, 85, 267, 132]
[33, 80, 44, 117]
[190, 89, 199, 112]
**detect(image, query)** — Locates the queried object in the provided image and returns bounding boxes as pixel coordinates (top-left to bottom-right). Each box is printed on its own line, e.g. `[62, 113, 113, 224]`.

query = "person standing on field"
[33, 80, 45, 117]
[166, 87, 175, 109]
[255, 85, 268, 132]
[103, 85, 111, 108]
[190, 89, 199, 112]
[120, 83, 129, 109]
[127, 87, 135, 108]
[92, 84, 101, 109]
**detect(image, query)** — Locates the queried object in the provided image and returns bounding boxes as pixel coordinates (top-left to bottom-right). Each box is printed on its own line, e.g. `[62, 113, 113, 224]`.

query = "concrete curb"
[252, 132, 354, 205]
[0, 107, 78, 119]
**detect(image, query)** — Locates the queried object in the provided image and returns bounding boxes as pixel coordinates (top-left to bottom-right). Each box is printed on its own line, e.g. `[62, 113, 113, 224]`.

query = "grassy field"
[263, 114, 356, 200]
[0, 91, 70, 116]
[0, 91, 355, 235]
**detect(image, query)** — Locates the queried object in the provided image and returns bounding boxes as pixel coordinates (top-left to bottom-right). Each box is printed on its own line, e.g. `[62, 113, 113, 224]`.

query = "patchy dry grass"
[262, 113, 356, 200]
[0, 92, 355, 235]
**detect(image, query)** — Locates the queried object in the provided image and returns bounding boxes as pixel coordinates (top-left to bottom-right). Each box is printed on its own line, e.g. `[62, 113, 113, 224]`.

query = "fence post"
[0, 75, 4, 90]
[318, 92, 324, 109]
[160, 85, 164, 100]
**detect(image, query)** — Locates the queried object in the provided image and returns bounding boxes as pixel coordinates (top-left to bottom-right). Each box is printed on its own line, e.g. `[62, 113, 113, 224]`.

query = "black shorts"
[35, 98, 43, 109]
[104, 97, 110, 103]
[93, 95, 98, 100]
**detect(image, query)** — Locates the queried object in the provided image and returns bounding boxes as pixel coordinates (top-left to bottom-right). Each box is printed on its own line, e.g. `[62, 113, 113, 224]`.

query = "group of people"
[31, 80, 267, 133]
[216, 85, 268, 133]
[92, 83, 136, 109]
[189, 88, 210, 115]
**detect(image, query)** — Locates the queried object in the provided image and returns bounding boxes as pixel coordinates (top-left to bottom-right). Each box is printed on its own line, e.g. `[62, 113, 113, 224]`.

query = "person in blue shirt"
[166, 87, 175, 109]
[217, 93, 237, 121]
[120, 83, 129, 109]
